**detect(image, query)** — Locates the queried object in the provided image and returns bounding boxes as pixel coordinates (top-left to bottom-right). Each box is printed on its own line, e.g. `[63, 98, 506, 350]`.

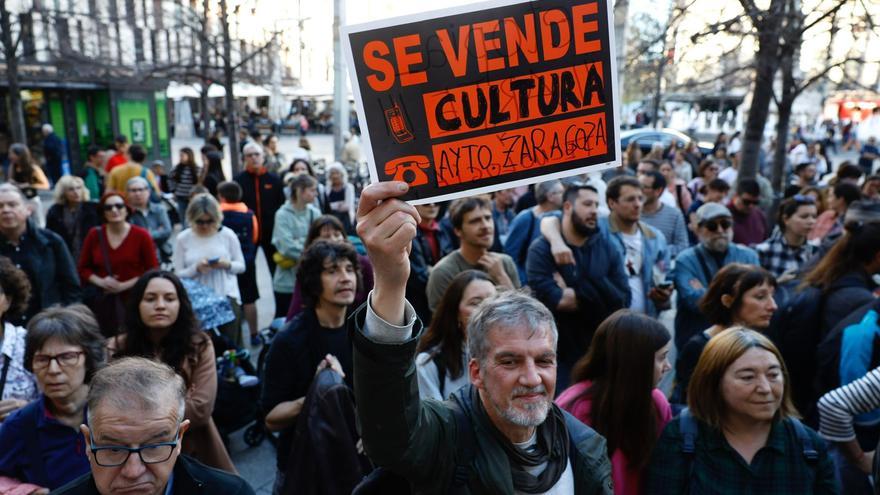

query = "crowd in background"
[0, 111, 879, 494]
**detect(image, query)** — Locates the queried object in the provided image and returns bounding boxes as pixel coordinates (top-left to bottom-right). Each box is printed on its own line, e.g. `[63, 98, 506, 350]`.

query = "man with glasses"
[0, 184, 80, 324]
[727, 178, 767, 246]
[126, 177, 172, 263]
[672, 203, 759, 350]
[55, 357, 253, 494]
[234, 142, 285, 276]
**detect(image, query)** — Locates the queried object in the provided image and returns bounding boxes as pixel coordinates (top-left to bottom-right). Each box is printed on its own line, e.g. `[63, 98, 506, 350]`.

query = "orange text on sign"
[423, 62, 605, 139]
[432, 112, 608, 187]
[363, 2, 602, 92]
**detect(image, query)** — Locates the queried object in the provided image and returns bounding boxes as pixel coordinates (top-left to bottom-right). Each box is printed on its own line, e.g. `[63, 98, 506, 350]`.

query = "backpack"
[352, 399, 476, 494]
[222, 209, 257, 264]
[765, 279, 825, 419]
[678, 408, 818, 493]
[815, 301, 880, 405]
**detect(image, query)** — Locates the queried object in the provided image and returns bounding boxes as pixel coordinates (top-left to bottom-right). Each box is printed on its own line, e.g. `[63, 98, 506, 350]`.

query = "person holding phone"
[172, 194, 245, 347]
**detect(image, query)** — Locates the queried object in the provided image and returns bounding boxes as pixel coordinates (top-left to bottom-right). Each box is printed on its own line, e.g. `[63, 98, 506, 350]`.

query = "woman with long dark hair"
[415, 270, 496, 401]
[557, 310, 672, 495]
[802, 219, 880, 335]
[107, 270, 235, 473]
[171, 147, 200, 226]
[198, 150, 227, 197]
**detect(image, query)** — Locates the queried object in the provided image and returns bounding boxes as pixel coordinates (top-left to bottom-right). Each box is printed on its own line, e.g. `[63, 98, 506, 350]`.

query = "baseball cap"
[695, 203, 732, 224]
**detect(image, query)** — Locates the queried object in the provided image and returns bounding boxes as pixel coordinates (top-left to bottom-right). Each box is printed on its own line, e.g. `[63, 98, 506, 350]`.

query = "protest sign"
[343, 0, 620, 204]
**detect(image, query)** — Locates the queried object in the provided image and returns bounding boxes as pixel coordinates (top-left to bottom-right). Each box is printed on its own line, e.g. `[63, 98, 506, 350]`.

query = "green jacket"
[352, 305, 614, 494]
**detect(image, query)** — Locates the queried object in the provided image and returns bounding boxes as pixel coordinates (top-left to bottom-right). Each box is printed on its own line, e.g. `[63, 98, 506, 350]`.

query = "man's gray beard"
[488, 388, 552, 428]
[702, 232, 732, 253]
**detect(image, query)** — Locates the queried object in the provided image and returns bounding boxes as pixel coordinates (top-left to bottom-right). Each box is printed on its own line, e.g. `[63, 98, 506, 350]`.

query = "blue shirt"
[0, 395, 90, 489]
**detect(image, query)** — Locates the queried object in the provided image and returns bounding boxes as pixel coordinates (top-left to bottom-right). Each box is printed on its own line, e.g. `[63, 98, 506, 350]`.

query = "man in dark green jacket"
[353, 181, 613, 494]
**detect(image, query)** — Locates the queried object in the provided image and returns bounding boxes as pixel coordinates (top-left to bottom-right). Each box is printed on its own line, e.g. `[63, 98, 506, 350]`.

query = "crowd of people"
[0, 121, 878, 495]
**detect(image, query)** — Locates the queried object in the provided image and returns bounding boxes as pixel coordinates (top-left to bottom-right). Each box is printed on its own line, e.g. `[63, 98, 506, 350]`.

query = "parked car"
[620, 128, 713, 157]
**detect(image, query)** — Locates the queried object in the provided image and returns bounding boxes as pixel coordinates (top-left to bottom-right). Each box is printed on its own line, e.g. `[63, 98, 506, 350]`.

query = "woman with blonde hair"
[647, 327, 837, 493]
[45, 175, 101, 262]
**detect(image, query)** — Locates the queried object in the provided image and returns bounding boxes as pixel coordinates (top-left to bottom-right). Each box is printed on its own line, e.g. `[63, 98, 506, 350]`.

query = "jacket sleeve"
[271, 209, 306, 260]
[503, 211, 532, 284]
[226, 229, 245, 275]
[150, 207, 173, 245]
[353, 298, 457, 486]
[526, 240, 563, 310]
[672, 253, 706, 313]
[172, 232, 199, 278]
[53, 234, 82, 302]
[185, 337, 218, 428]
[409, 234, 431, 286]
[600, 244, 631, 310]
[140, 229, 159, 271]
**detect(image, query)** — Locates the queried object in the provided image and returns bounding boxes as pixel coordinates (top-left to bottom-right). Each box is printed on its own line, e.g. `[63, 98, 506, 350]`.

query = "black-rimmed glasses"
[32, 351, 84, 369]
[89, 426, 180, 467]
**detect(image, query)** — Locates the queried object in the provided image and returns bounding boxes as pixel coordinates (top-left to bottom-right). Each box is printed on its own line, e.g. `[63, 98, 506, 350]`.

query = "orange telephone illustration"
[385, 102, 414, 143]
[384, 155, 431, 187]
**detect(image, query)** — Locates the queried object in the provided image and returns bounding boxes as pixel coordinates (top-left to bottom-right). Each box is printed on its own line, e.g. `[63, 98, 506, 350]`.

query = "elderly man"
[54, 357, 253, 494]
[672, 202, 759, 349]
[352, 181, 613, 494]
[42, 123, 65, 185]
[0, 183, 80, 324]
[127, 176, 172, 262]
[234, 142, 285, 276]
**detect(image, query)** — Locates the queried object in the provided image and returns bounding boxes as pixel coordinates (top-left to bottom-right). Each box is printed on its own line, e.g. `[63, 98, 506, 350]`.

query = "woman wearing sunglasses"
[172, 194, 245, 347]
[755, 196, 818, 280]
[78, 192, 158, 336]
[0, 306, 106, 491]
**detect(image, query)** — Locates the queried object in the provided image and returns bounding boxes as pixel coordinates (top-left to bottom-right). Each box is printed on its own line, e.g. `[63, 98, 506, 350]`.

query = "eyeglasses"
[89, 426, 180, 467]
[194, 218, 215, 226]
[703, 219, 733, 232]
[792, 194, 816, 204]
[103, 203, 126, 211]
[32, 351, 84, 369]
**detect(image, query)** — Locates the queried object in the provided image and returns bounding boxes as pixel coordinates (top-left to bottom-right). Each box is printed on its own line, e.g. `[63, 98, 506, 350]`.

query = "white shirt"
[719, 166, 738, 186]
[659, 189, 677, 209]
[621, 230, 646, 313]
[172, 226, 246, 303]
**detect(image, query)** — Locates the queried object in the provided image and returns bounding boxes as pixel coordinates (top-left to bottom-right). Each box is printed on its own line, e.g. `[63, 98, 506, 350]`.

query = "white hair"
[242, 142, 263, 156]
[326, 161, 348, 183]
[42, 123, 53, 134]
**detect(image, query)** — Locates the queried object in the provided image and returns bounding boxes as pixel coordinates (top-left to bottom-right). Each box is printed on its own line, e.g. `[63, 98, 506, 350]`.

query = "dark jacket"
[352, 305, 614, 494]
[821, 270, 878, 336]
[45, 202, 101, 259]
[51, 455, 254, 495]
[407, 223, 453, 325]
[234, 169, 285, 246]
[0, 221, 81, 323]
[283, 368, 370, 495]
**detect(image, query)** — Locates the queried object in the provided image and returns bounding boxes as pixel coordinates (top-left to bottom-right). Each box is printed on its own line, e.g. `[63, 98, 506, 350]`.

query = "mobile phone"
[208, 257, 220, 265]
[658, 282, 673, 290]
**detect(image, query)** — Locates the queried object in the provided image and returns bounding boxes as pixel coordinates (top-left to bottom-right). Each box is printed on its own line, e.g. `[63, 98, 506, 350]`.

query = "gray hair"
[326, 161, 348, 183]
[467, 291, 558, 363]
[535, 180, 562, 204]
[87, 357, 186, 426]
[0, 183, 27, 204]
[186, 193, 223, 226]
[42, 123, 53, 134]
[242, 142, 263, 157]
[126, 176, 150, 190]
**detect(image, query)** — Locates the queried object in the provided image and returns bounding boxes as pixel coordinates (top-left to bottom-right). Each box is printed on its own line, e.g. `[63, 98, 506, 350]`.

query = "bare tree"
[0, 0, 27, 143]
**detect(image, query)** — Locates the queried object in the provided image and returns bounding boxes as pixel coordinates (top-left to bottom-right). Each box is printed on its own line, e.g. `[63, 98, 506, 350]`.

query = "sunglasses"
[103, 203, 126, 211]
[703, 218, 732, 232]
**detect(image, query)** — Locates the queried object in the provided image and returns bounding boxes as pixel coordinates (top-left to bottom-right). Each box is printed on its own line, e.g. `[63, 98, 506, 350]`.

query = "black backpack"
[765, 280, 825, 419]
[352, 400, 476, 494]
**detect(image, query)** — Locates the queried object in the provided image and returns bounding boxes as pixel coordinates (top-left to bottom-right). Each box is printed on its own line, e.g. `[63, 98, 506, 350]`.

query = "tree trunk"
[219, 0, 239, 175]
[199, 0, 211, 142]
[772, 48, 796, 196]
[1, 1, 26, 143]
[738, 0, 786, 182]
